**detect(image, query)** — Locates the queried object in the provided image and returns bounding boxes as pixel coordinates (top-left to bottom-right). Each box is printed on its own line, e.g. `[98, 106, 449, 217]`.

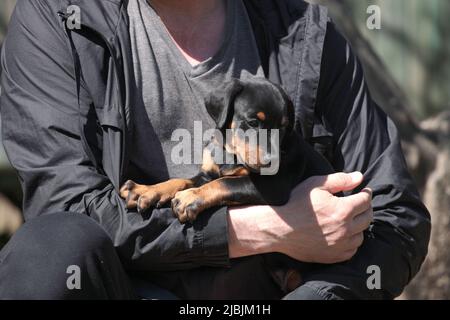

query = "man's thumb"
[320, 172, 364, 194]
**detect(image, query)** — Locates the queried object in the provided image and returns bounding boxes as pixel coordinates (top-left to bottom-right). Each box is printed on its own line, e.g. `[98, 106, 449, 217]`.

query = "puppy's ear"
[205, 79, 244, 129]
[281, 94, 296, 152]
[284, 95, 295, 135]
[273, 83, 295, 134]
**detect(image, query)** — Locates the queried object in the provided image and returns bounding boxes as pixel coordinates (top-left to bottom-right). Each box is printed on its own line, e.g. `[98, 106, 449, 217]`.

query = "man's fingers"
[319, 172, 364, 194]
[341, 188, 372, 218]
[351, 208, 374, 235]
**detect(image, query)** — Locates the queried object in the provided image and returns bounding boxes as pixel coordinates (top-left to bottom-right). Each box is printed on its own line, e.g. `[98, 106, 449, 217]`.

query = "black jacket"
[0, 0, 430, 299]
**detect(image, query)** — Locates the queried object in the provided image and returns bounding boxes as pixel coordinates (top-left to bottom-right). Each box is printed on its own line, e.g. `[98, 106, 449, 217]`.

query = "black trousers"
[0, 213, 325, 300]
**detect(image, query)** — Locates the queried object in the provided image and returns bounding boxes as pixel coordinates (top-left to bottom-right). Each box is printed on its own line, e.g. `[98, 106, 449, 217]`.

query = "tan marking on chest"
[201, 148, 220, 175]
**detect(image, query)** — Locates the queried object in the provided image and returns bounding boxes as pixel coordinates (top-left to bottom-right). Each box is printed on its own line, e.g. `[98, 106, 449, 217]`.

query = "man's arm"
[0, 0, 229, 271]
[292, 22, 431, 299]
[227, 22, 430, 300]
[227, 171, 374, 263]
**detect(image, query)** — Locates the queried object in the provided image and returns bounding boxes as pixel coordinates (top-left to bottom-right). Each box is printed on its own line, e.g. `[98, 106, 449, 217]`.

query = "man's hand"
[228, 172, 373, 264]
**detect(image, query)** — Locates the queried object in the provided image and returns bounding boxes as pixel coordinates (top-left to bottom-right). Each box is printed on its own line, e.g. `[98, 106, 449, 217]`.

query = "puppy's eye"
[248, 119, 259, 127]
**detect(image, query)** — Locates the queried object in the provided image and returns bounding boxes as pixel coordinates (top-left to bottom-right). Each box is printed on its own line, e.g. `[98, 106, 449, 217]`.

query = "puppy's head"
[205, 78, 294, 171]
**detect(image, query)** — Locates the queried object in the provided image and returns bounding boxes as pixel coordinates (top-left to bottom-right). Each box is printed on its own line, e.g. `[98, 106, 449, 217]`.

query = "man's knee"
[3, 212, 113, 259]
[0, 212, 118, 299]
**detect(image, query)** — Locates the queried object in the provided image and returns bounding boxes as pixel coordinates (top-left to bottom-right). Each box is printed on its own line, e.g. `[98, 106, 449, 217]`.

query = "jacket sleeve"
[0, 0, 229, 271]
[300, 23, 431, 299]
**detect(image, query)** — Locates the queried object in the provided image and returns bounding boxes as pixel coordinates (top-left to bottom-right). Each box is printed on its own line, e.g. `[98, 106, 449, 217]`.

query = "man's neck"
[148, 0, 227, 65]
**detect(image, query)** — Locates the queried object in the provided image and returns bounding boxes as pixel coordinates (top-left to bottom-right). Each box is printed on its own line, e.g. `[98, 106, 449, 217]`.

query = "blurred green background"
[0, 0, 449, 299]
[335, 0, 450, 119]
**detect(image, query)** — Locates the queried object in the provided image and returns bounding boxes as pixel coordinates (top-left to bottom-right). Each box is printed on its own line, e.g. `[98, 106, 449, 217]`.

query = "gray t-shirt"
[127, 0, 264, 179]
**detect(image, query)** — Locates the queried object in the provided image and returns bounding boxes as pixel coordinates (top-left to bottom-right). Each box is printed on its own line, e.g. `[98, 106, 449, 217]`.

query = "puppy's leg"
[120, 142, 222, 213]
[120, 179, 195, 212]
[171, 176, 266, 223]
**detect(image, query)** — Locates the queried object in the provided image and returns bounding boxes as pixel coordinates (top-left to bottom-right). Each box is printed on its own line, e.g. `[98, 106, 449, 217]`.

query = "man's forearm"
[227, 205, 285, 258]
[226, 173, 373, 265]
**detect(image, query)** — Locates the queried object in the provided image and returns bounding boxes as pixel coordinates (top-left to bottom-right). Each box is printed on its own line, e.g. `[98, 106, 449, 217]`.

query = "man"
[0, 0, 430, 299]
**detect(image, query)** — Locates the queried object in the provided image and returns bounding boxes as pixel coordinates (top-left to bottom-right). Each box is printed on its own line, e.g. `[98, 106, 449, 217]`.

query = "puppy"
[120, 78, 334, 293]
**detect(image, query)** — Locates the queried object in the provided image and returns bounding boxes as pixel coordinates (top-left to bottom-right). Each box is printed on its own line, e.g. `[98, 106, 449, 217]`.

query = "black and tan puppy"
[120, 78, 334, 292]
[121, 78, 333, 221]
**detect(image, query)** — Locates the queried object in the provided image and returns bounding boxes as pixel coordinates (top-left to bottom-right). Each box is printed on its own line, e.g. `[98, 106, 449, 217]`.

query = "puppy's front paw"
[119, 180, 174, 212]
[136, 186, 174, 213]
[120, 180, 141, 209]
[171, 189, 205, 224]
[119, 180, 135, 199]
